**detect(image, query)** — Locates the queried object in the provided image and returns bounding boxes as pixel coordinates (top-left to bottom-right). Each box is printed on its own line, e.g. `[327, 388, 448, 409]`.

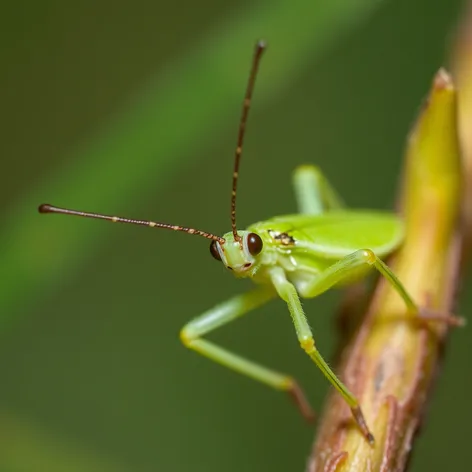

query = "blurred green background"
[1, 0, 470, 471]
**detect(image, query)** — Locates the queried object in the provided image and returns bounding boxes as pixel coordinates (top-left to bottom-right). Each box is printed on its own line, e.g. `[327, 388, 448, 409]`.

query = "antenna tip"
[38, 203, 54, 214]
[256, 39, 267, 50]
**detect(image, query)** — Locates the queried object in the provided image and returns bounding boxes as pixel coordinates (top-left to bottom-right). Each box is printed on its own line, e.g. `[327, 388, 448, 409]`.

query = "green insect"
[38, 41, 460, 445]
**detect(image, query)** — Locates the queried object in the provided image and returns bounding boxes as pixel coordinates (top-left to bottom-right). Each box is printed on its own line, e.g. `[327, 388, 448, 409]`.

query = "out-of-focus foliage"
[0, 1, 469, 471]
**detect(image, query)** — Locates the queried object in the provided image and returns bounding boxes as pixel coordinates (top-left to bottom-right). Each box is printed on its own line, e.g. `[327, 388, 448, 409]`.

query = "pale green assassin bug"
[39, 41, 463, 444]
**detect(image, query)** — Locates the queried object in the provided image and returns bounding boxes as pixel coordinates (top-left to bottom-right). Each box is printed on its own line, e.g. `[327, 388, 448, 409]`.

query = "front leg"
[269, 266, 374, 444]
[298, 249, 463, 326]
[180, 286, 314, 420]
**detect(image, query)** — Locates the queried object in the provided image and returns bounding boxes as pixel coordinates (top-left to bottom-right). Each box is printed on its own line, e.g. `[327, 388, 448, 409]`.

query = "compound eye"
[247, 232, 263, 256]
[209, 240, 222, 261]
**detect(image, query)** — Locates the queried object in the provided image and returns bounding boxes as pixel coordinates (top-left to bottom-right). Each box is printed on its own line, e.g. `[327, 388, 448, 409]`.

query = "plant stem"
[308, 70, 463, 471]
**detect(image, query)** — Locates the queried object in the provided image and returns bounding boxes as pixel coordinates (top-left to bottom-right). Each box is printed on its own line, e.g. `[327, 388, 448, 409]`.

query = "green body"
[250, 211, 402, 259]
[247, 211, 403, 293]
[181, 165, 417, 444]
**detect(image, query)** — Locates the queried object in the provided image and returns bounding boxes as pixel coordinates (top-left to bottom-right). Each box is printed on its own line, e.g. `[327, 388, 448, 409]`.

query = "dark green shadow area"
[0, 0, 469, 471]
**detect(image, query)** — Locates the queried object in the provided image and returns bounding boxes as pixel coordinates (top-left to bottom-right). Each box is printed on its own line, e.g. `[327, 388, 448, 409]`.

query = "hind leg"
[292, 165, 344, 215]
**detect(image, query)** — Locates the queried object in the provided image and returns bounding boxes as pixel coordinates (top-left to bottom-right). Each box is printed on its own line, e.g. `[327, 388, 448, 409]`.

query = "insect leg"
[292, 165, 344, 215]
[180, 286, 314, 420]
[269, 266, 374, 444]
[299, 249, 463, 325]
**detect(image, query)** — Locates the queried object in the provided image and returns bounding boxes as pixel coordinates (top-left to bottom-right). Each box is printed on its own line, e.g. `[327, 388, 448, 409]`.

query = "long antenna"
[38, 204, 225, 243]
[230, 40, 267, 242]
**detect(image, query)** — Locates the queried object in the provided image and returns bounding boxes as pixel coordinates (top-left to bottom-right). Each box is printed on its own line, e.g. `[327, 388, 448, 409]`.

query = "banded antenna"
[38, 204, 225, 244]
[38, 41, 267, 247]
[230, 40, 267, 242]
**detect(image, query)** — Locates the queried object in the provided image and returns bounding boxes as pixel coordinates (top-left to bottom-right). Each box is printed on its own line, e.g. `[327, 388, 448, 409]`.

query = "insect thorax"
[245, 219, 329, 289]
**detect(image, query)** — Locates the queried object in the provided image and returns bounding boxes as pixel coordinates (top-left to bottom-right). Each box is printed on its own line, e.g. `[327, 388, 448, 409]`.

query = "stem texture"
[308, 70, 463, 471]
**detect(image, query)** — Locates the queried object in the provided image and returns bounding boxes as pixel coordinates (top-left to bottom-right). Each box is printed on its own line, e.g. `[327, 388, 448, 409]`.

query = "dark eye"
[209, 241, 222, 261]
[247, 233, 263, 256]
